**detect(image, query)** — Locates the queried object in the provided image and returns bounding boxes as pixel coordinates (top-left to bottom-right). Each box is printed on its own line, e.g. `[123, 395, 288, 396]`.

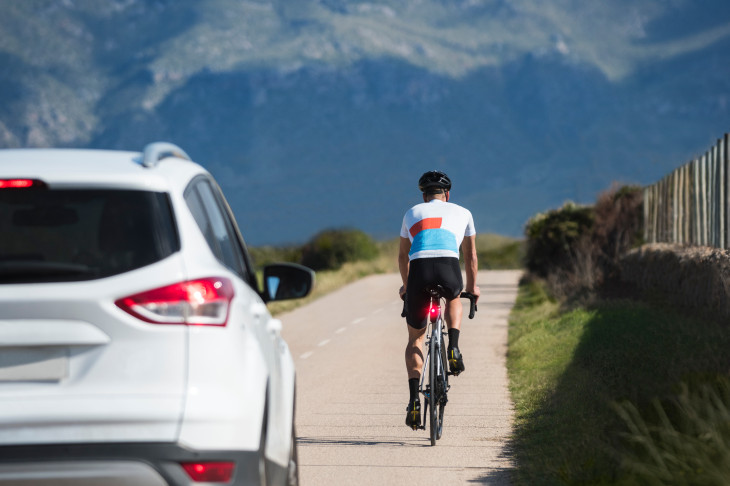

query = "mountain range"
[1, 0, 730, 244]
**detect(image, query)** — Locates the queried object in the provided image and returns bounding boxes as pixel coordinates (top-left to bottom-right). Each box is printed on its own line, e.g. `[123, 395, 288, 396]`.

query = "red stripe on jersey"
[409, 217, 442, 238]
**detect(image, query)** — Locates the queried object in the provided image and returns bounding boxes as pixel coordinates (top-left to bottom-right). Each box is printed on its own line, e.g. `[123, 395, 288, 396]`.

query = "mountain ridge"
[1, 0, 729, 244]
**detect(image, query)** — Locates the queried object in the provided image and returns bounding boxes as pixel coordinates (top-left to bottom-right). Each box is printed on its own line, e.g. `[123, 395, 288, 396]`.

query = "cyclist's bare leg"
[444, 296, 462, 331]
[405, 324, 426, 379]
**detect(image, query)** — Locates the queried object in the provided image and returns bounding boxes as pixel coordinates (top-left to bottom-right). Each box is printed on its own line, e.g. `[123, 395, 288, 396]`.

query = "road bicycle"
[403, 287, 477, 446]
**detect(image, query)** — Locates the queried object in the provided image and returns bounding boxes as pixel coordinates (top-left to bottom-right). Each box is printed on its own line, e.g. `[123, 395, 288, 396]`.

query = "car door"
[181, 177, 288, 454]
[199, 178, 293, 466]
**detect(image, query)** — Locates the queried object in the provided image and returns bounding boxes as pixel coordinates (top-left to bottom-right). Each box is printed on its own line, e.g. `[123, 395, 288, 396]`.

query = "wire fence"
[644, 132, 730, 248]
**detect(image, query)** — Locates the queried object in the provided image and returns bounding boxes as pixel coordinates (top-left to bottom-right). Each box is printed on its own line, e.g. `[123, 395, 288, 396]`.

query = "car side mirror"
[262, 263, 314, 303]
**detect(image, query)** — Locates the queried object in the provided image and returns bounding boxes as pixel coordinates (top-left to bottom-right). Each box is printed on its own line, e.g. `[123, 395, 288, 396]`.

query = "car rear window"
[0, 188, 179, 283]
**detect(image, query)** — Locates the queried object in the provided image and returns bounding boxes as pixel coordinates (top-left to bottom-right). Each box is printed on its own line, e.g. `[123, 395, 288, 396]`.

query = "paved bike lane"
[279, 270, 520, 485]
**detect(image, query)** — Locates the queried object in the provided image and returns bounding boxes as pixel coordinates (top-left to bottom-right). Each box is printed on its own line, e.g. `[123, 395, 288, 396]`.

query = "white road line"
[351, 317, 365, 324]
[372, 308, 383, 315]
[318, 339, 331, 347]
[335, 327, 346, 334]
[300, 351, 314, 360]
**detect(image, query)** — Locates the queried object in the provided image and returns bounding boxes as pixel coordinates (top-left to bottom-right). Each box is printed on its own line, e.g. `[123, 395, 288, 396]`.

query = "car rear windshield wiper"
[0, 261, 97, 281]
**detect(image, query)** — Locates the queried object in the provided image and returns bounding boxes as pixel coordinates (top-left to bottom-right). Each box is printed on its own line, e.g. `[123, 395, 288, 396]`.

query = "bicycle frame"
[418, 292, 450, 445]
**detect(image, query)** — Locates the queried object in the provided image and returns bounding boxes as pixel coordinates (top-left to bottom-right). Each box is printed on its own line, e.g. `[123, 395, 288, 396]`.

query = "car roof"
[0, 148, 209, 192]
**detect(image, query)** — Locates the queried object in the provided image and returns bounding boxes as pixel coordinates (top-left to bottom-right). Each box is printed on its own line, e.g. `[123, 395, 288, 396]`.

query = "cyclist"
[399, 170, 480, 429]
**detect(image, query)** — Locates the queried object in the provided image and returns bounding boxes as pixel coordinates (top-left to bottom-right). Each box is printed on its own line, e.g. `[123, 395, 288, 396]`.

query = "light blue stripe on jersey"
[409, 228, 458, 256]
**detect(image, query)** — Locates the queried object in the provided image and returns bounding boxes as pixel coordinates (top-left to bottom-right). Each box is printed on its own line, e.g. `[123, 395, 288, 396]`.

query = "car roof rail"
[141, 142, 191, 168]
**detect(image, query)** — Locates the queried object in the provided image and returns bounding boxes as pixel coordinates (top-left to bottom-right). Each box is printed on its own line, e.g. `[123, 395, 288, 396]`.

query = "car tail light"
[181, 462, 235, 483]
[0, 179, 46, 189]
[115, 277, 234, 326]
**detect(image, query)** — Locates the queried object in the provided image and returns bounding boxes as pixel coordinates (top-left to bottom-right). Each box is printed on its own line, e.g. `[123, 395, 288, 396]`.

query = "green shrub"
[524, 186, 643, 298]
[592, 185, 643, 276]
[300, 228, 378, 271]
[524, 202, 594, 278]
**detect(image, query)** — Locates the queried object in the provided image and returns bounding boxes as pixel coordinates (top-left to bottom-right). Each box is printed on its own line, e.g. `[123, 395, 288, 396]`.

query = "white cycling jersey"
[400, 199, 476, 260]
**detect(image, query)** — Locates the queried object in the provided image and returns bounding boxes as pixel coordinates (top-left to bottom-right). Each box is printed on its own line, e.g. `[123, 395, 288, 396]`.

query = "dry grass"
[267, 240, 399, 315]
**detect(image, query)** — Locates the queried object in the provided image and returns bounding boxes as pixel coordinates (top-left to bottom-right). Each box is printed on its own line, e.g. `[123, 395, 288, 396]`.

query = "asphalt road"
[279, 270, 521, 485]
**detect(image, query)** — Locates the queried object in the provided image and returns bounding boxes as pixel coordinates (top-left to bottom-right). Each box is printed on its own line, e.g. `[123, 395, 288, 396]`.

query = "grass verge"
[508, 279, 730, 485]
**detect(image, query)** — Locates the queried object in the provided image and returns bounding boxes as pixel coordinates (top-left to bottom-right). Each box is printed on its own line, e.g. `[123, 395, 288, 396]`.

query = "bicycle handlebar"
[400, 292, 479, 319]
[460, 292, 478, 319]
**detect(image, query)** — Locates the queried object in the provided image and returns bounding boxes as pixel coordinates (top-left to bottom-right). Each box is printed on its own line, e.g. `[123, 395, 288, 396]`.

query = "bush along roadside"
[300, 228, 378, 271]
[523, 186, 643, 300]
[248, 228, 378, 272]
[508, 278, 730, 485]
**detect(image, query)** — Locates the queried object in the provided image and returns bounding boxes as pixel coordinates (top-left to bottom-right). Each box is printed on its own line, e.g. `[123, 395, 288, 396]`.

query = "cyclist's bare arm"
[398, 237, 411, 298]
[461, 235, 480, 300]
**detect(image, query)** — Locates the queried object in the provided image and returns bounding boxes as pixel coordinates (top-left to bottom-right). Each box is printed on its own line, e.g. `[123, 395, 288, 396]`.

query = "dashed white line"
[300, 351, 314, 360]
[318, 339, 331, 347]
[335, 327, 346, 334]
[351, 317, 365, 325]
[371, 308, 383, 315]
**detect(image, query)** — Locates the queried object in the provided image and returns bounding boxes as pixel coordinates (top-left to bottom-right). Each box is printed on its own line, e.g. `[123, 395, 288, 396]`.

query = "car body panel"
[0, 256, 188, 445]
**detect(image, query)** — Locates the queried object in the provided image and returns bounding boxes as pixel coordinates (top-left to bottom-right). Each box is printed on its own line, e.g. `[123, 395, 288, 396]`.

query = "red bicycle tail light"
[115, 277, 234, 326]
[429, 306, 439, 317]
[181, 462, 235, 483]
[0, 179, 45, 189]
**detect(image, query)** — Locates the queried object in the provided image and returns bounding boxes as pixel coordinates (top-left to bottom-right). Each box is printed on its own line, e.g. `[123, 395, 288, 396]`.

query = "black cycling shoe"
[405, 398, 421, 430]
[448, 346, 465, 375]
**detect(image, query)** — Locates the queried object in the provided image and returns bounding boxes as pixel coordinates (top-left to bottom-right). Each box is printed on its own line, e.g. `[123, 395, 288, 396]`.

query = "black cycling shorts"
[405, 257, 463, 329]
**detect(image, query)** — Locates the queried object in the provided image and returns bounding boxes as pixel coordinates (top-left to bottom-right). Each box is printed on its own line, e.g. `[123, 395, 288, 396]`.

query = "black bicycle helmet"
[418, 170, 452, 192]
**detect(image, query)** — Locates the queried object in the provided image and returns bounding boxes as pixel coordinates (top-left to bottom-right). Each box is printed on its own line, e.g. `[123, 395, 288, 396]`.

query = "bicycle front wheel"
[437, 337, 448, 440]
[428, 325, 445, 445]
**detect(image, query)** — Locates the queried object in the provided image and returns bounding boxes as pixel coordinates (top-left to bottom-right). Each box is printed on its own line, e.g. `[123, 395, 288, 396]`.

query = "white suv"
[0, 143, 313, 486]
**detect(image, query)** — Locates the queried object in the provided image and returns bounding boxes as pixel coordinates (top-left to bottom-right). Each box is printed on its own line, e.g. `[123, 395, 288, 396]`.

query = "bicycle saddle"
[424, 284, 449, 299]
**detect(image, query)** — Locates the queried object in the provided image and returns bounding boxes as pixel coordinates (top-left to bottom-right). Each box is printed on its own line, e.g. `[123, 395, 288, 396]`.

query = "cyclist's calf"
[444, 296, 463, 331]
[405, 324, 427, 380]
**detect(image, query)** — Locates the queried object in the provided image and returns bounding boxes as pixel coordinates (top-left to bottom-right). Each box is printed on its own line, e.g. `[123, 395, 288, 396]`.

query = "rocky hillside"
[1, 0, 730, 243]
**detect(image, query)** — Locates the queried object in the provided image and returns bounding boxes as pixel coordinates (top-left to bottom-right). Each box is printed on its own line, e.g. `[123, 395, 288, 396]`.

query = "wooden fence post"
[684, 163, 691, 243]
[719, 139, 726, 249]
[672, 168, 678, 243]
[694, 158, 700, 245]
[700, 155, 707, 246]
[707, 149, 717, 246]
[726, 134, 730, 249]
